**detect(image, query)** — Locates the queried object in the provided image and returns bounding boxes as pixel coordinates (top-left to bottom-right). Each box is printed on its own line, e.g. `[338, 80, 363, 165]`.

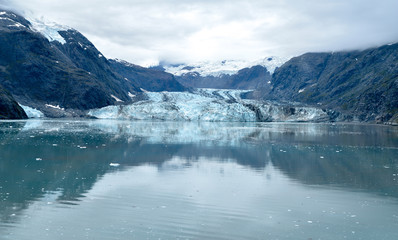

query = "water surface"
[0, 120, 397, 239]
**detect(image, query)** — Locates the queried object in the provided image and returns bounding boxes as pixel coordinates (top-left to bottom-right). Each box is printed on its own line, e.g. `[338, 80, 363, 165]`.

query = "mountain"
[0, 85, 27, 119]
[109, 59, 187, 92]
[228, 65, 272, 89]
[0, 9, 185, 118]
[173, 65, 272, 90]
[161, 58, 286, 90]
[0, 10, 135, 117]
[252, 44, 398, 123]
[1, 9, 396, 123]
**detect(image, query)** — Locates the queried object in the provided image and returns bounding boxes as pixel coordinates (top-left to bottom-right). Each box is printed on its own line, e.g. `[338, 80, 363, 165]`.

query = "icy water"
[0, 120, 397, 240]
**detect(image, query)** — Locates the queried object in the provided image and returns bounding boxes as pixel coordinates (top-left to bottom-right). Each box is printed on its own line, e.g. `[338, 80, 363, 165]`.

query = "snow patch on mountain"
[28, 18, 69, 44]
[162, 57, 290, 77]
[45, 104, 65, 110]
[111, 95, 123, 102]
[88, 89, 329, 122]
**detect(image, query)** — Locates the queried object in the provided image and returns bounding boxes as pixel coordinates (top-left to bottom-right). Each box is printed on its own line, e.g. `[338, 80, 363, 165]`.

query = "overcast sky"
[2, 0, 398, 66]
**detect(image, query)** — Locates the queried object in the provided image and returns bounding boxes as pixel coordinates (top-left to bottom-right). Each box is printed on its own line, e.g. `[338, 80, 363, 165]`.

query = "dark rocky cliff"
[0, 85, 27, 119]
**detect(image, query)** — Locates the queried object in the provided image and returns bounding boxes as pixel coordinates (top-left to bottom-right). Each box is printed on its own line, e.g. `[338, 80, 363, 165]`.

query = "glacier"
[28, 18, 69, 44]
[88, 89, 330, 122]
[19, 104, 45, 118]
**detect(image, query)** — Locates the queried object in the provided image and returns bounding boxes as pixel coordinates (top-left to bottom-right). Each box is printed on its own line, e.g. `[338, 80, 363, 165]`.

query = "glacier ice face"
[163, 57, 290, 77]
[19, 104, 45, 118]
[88, 89, 330, 122]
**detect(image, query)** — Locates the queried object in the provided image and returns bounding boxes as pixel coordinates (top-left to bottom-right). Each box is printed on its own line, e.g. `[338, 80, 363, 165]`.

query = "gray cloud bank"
[2, 0, 398, 65]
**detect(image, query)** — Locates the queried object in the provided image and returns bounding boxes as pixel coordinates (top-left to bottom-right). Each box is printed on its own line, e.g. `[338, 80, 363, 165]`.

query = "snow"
[111, 95, 123, 102]
[115, 58, 135, 67]
[162, 56, 290, 77]
[28, 18, 69, 44]
[19, 104, 44, 118]
[128, 92, 136, 98]
[45, 104, 65, 111]
[7, 23, 25, 28]
[89, 89, 329, 122]
[0, 16, 27, 29]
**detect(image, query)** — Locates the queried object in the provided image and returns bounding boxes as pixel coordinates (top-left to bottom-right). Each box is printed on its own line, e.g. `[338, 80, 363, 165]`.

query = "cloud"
[3, 0, 398, 65]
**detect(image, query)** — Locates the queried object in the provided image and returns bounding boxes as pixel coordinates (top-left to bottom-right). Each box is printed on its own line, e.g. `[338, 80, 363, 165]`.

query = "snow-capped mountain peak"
[162, 56, 290, 77]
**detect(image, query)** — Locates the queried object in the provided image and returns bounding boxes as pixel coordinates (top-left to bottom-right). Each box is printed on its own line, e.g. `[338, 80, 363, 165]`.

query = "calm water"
[0, 120, 397, 240]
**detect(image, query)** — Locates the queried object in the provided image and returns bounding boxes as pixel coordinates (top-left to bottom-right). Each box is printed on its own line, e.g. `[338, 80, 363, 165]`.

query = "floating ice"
[110, 163, 121, 167]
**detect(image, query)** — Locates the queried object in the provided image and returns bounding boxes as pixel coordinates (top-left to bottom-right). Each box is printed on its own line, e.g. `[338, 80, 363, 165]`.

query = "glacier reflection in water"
[0, 120, 397, 240]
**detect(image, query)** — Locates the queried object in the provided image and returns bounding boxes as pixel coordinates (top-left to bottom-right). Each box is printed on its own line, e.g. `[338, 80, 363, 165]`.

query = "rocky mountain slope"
[0, 10, 130, 117]
[0, 85, 27, 119]
[175, 65, 272, 90]
[0, 9, 185, 118]
[252, 43, 398, 123]
[109, 59, 186, 92]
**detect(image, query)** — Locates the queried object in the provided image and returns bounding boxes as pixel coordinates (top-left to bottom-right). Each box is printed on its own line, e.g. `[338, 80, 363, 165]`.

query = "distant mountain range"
[0, 9, 396, 123]
[157, 57, 286, 90]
